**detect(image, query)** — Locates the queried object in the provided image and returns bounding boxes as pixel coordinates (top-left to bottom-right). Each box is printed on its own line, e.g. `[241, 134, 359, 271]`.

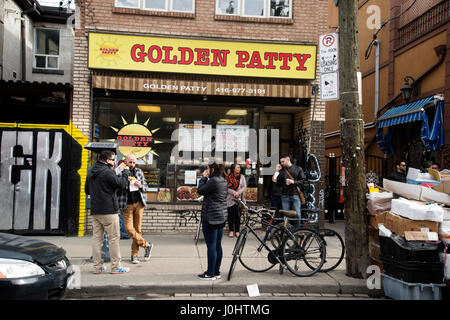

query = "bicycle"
[267, 208, 345, 272]
[227, 199, 326, 280]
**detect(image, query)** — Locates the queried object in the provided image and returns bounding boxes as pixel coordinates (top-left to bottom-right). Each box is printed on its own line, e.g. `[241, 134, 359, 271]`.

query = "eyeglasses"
[400, 164, 406, 167]
[107, 158, 115, 162]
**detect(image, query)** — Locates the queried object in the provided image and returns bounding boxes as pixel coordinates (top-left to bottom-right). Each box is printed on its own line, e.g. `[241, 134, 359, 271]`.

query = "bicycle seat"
[277, 210, 298, 218]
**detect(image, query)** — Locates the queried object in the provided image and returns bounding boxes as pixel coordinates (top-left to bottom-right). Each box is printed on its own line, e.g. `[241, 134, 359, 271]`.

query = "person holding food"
[197, 162, 228, 280]
[226, 164, 247, 238]
[117, 154, 153, 265]
[276, 154, 306, 228]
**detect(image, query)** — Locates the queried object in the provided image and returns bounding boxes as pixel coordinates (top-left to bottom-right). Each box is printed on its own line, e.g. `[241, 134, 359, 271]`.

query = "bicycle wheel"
[318, 228, 345, 272]
[239, 227, 276, 273]
[227, 229, 247, 281]
[269, 222, 295, 249]
[281, 228, 325, 277]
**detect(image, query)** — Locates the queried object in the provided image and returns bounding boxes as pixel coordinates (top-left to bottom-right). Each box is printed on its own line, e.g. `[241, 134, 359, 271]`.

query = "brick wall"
[85, 206, 202, 235]
[75, 0, 329, 233]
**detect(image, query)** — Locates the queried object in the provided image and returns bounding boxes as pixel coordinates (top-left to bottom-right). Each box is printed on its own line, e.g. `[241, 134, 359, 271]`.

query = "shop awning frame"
[377, 96, 434, 128]
[92, 73, 313, 99]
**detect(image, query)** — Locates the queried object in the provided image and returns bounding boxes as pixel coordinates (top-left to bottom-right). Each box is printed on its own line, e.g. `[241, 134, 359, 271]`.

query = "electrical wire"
[364, 0, 417, 60]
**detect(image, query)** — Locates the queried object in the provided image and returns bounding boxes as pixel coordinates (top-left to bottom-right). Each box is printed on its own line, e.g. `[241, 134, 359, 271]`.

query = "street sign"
[320, 72, 339, 101]
[319, 33, 339, 73]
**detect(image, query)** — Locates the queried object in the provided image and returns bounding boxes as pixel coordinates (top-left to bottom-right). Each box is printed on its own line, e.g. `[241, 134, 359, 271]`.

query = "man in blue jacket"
[85, 150, 131, 274]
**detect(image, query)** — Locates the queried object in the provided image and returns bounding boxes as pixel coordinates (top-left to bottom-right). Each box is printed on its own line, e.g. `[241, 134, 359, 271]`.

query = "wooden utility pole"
[338, 0, 369, 278]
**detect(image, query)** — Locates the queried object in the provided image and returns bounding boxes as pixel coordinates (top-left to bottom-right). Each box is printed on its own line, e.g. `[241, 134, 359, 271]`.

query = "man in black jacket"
[276, 154, 306, 227]
[386, 160, 407, 183]
[85, 150, 131, 274]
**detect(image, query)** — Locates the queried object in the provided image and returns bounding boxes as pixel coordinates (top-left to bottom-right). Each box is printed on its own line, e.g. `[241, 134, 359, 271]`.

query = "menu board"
[178, 123, 212, 152]
[143, 168, 160, 187]
[215, 125, 249, 152]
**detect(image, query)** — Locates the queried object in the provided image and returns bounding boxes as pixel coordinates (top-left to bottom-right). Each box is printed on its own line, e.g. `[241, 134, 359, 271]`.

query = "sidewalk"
[35, 221, 384, 299]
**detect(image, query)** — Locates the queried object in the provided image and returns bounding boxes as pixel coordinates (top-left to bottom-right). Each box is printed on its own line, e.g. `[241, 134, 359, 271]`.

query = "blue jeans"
[202, 222, 224, 276]
[270, 194, 282, 210]
[281, 195, 301, 228]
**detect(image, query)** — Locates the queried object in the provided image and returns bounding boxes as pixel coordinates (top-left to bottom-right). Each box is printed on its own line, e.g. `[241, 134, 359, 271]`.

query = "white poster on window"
[184, 170, 197, 185]
[215, 125, 249, 152]
[178, 123, 212, 152]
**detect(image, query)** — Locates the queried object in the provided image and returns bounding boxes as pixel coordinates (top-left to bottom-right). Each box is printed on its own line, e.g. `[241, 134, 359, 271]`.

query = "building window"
[216, 0, 291, 18]
[115, 0, 140, 8]
[116, 0, 194, 12]
[93, 100, 260, 203]
[34, 28, 60, 70]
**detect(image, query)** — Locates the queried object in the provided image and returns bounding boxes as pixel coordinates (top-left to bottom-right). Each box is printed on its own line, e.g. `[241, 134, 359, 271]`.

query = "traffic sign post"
[319, 32, 339, 101]
[320, 71, 339, 101]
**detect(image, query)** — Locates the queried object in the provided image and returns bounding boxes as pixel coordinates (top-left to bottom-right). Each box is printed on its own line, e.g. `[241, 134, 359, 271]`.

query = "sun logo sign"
[111, 114, 163, 159]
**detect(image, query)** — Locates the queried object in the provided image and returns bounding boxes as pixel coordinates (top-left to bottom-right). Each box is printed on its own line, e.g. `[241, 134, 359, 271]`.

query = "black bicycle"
[227, 199, 326, 280]
[268, 208, 345, 272]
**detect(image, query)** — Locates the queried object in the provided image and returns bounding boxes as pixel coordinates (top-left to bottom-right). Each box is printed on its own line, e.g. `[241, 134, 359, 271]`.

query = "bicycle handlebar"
[234, 199, 272, 216]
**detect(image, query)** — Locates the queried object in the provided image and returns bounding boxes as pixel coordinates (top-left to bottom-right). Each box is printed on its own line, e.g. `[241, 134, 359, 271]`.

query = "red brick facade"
[74, 0, 328, 233]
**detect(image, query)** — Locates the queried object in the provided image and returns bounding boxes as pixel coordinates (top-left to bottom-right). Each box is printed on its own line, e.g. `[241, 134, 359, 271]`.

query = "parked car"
[0, 232, 74, 300]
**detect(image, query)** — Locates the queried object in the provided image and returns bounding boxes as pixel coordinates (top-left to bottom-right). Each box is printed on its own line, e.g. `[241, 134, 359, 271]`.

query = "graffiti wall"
[0, 123, 88, 236]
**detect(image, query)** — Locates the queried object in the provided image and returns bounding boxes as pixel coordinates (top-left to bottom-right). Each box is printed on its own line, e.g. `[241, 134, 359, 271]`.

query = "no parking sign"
[319, 32, 339, 101]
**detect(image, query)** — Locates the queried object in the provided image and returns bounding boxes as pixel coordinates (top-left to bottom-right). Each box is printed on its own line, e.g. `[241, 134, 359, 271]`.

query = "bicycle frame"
[236, 200, 308, 265]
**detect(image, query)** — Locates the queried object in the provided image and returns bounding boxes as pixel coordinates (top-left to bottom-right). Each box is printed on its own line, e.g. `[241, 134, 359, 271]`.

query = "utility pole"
[338, 0, 369, 278]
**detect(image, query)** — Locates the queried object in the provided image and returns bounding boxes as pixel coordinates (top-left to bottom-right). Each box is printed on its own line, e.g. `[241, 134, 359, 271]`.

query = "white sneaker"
[131, 256, 140, 264]
[110, 267, 130, 274]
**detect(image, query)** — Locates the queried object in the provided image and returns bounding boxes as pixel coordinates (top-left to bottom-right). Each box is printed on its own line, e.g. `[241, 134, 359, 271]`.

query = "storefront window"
[93, 101, 260, 203]
[177, 105, 260, 203]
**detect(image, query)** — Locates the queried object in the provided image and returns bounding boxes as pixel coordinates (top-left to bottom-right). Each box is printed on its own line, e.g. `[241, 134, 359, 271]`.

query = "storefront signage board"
[93, 73, 312, 98]
[89, 32, 317, 80]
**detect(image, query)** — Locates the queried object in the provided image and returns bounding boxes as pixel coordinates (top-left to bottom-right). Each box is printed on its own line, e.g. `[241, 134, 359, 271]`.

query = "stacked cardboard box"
[367, 190, 394, 271]
[368, 172, 450, 299]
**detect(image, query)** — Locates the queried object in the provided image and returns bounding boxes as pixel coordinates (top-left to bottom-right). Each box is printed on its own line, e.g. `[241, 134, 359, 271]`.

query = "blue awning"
[376, 97, 444, 154]
[377, 96, 434, 128]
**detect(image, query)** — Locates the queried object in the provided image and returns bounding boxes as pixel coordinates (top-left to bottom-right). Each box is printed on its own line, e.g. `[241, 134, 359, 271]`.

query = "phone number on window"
[215, 87, 266, 95]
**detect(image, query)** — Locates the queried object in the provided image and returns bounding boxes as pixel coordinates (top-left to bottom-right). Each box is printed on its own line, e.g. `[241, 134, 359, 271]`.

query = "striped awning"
[92, 74, 312, 99]
[377, 96, 434, 128]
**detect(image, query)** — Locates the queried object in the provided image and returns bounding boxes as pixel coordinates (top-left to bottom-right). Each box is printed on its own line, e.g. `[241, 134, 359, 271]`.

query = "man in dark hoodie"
[85, 150, 131, 274]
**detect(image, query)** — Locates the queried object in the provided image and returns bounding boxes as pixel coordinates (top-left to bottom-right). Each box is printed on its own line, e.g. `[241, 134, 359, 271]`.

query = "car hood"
[0, 233, 67, 265]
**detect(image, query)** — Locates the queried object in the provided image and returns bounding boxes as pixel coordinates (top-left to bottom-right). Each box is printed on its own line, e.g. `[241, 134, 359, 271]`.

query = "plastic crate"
[379, 235, 440, 262]
[380, 254, 444, 284]
[381, 273, 446, 300]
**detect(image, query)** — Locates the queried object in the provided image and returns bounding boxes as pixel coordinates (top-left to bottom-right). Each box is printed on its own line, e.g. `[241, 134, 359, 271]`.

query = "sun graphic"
[111, 114, 163, 159]
[89, 33, 125, 69]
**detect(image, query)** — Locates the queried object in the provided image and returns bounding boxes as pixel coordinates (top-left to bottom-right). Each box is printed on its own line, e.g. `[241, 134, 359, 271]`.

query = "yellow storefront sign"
[88, 32, 317, 80]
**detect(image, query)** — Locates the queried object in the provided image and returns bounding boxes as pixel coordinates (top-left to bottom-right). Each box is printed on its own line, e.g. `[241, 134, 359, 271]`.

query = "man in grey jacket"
[85, 150, 130, 274]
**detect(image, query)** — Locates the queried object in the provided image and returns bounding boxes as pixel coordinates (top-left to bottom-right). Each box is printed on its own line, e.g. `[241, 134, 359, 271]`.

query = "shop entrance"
[262, 112, 295, 205]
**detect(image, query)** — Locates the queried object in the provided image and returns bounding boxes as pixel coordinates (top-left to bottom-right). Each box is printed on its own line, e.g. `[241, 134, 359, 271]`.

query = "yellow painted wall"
[0, 122, 89, 236]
